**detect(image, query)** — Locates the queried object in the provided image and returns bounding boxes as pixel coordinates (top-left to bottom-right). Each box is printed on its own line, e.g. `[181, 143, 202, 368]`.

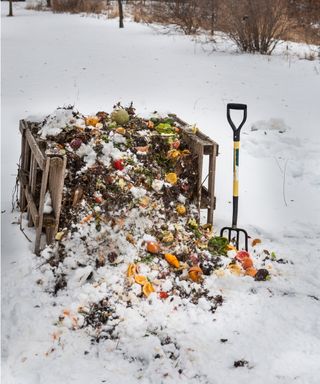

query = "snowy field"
[1, 2, 320, 384]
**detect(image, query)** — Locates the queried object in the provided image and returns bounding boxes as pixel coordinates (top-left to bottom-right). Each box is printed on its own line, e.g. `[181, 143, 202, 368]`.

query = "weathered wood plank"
[24, 186, 39, 227]
[207, 143, 218, 224]
[28, 154, 38, 227]
[46, 225, 56, 245]
[19, 119, 28, 134]
[19, 122, 27, 210]
[169, 114, 219, 155]
[25, 128, 46, 170]
[35, 158, 50, 255]
[48, 155, 67, 237]
[20, 129, 31, 211]
[195, 142, 204, 216]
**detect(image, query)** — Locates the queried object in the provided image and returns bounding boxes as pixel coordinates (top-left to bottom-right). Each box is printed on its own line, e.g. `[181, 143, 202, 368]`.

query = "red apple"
[113, 159, 124, 171]
[235, 250, 251, 262]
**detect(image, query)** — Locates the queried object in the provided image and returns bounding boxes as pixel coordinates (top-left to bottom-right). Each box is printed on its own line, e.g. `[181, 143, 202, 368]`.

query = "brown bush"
[51, 0, 105, 14]
[219, 0, 294, 54]
[133, 0, 218, 35]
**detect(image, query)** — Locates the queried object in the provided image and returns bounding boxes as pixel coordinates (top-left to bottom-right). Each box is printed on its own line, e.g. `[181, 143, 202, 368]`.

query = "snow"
[2, 2, 320, 384]
[43, 191, 53, 214]
[39, 107, 76, 138]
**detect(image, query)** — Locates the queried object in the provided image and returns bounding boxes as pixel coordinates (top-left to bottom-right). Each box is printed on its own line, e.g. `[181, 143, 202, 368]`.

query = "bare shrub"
[133, 0, 218, 35]
[51, 0, 105, 14]
[287, 0, 320, 45]
[220, 0, 294, 54]
[106, 3, 119, 19]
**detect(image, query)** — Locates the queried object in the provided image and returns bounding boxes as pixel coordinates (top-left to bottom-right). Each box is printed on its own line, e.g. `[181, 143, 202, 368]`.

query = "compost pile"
[32, 104, 272, 343]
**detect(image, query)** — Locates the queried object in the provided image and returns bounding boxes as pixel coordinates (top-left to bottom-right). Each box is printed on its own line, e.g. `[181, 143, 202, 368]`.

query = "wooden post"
[47, 156, 67, 242]
[28, 154, 37, 227]
[196, 143, 204, 218]
[35, 158, 51, 255]
[207, 143, 218, 224]
[19, 122, 27, 211]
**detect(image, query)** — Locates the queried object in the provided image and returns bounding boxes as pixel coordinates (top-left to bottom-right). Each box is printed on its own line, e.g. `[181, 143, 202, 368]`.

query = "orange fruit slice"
[115, 127, 126, 135]
[143, 282, 155, 297]
[134, 275, 148, 285]
[127, 263, 137, 277]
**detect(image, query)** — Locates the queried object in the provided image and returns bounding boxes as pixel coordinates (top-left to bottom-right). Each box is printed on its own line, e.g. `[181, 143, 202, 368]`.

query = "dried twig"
[19, 213, 32, 243]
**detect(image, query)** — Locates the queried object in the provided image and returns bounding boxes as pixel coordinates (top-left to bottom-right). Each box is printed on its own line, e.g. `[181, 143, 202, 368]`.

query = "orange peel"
[188, 266, 203, 282]
[143, 282, 155, 297]
[127, 263, 137, 277]
[134, 275, 148, 285]
[245, 267, 257, 277]
[176, 204, 186, 215]
[165, 173, 178, 185]
[146, 241, 160, 254]
[85, 116, 99, 127]
[241, 257, 254, 270]
[164, 253, 180, 268]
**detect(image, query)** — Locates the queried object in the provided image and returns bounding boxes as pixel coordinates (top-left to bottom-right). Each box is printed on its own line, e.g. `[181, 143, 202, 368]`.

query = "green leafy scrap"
[208, 236, 228, 256]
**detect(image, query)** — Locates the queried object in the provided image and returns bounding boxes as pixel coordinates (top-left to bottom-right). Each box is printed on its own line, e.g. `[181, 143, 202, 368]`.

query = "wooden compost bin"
[18, 117, 218, 255]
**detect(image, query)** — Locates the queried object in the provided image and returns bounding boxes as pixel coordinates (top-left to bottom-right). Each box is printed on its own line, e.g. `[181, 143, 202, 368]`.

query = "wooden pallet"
[19, 116, 218, 254]
[19, 120, 67, 255]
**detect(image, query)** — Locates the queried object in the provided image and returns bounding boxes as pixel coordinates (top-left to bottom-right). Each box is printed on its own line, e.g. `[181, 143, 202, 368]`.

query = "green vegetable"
[111, 109, 129, 125]
[188, 218, 198, 230]
[156, 123, 175, 135]
[108, 121, 118, 129]
[208, 236, 228, 256]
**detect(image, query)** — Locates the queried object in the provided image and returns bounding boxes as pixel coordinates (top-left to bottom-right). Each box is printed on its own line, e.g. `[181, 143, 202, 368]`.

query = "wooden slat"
[28, 154, 38, 227]
[35, 158, 51, 255]
[195, 142, 204, 216]
[19, 119, 28, 134]
[24, 186, 39, 227]
[44, 213, 57, 245]
[207, 143, 218, 224]
[20, 128, 31, 211]
[19, 122, 27, 210]
[25, 128, 46, 170]
[47, 156, 67, 238]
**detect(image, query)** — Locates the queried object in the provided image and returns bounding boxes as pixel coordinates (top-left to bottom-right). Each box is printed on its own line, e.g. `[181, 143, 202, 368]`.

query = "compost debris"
[30, 104, 275, 341]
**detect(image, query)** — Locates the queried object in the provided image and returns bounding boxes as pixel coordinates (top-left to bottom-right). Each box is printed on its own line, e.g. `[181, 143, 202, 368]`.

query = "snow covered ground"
[1, 2, 320, 383]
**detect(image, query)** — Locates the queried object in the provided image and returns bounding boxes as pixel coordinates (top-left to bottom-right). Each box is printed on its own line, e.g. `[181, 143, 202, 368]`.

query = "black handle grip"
[227, 103, 247, 141]
[227, 103, 247, 111]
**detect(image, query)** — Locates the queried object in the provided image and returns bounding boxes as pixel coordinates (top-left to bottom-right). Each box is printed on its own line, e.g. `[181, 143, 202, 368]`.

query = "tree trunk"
[47, 0, 52, 7]
[118, 0, 124, 28]
[8, 0, 13, 17]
